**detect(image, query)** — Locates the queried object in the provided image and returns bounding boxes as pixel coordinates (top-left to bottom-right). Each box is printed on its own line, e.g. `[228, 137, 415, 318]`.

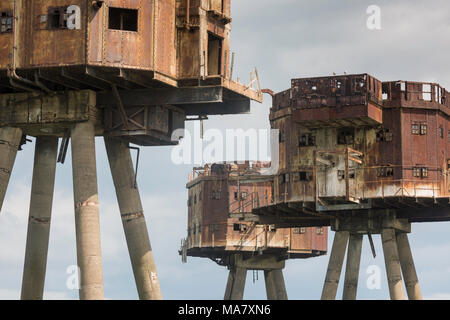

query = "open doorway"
[207, 33, 222, 76]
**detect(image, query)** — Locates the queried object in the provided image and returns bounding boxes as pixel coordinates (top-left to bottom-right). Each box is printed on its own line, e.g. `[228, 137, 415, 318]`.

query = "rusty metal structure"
[180, 162, 327, 300]
[241, 74, 450, 300]
[0, 0, 262, 300]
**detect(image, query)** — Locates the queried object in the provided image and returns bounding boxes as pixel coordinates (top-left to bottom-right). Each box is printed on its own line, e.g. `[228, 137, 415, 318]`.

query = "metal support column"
[71, 121, 104, 300]
[381, 228, 405, 300]
[321, 231, 349, 300]
[0, 127, 22, 212]
[21, 136, 58, 300]
[396, 232, 422, 300]
[342, 233, 363, 300]
[104, 137, 162, 300]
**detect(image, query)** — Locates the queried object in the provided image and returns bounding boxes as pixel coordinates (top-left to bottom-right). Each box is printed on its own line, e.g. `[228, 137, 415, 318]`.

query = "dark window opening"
[207, 33, 223, 76]
[439, 127, 443, 138]
[337, 128, 354, 145]
[447, 159, 450, 170]
[377, 167, 394, 177]
[377, 128, 393, 142]
[349, 170, 355, 179]
[269, 225, 276, 233]
[0, 12, 13, 33]
[109, 7, 138, 31]
[294, 171, 312, 182]
[234, 192, 238, 200]
[299, 134, 316, 147]
[279, 131, 286, 143]
[338, 170, 345, 180]
[48, 7, 68, 29]
[233, 223, 247, 233]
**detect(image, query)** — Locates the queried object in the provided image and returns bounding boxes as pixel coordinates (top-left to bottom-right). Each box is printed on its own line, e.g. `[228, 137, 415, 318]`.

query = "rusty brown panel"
[100, 0, 153, 69]
[87, 2, 104, 64]
[222, 0, 231, 17]
[25, 0, 87, 67]
[154, 0, 176, 77]
[177, 29, 200, 78]
[0, 1, 13, 69]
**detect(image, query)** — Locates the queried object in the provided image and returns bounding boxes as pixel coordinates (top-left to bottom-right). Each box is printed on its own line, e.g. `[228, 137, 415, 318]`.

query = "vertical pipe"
[321, 231, 349, 300]
[264, 269, 288, 300]
[224, 267, 247, 300]
[104, 137, 162, 300]
[21, 136, 58, 300]
[381, 228, 406, 300]
[0, 127, 22, 212]
[396, 232, 422, 300]
[71, 121, 104, 300]
[342, 234, 363, 300]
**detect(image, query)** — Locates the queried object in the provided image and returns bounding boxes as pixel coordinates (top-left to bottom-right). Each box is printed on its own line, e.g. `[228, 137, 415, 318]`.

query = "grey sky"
[1, 0, 450, 300]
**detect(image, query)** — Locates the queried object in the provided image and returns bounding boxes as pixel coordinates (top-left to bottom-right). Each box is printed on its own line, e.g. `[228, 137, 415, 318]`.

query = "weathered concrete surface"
[224, 267, 247, 300]
[396, 232, 422, 300]
[342, 234, 363, 300]
[0, 127, 22, 213]
[71, 121, 104, 300]
[381, 228, 405, 300]
[104, 137, 162, 300]
[21, 136, 58, 300]
[321, 231, 349, 300]
[264, 269, 288, 300]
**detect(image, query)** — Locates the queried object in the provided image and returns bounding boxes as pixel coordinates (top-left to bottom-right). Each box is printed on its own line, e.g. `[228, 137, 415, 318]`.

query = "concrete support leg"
[224, 267, 247, 300]
[381, 228, 405, 300]
[71, 121, 104, 300]
[21, 136, 58, 300]
[342, 234, 363, 300]
[264, 269, 288, 300]
[396, 232, 422, 300]
[0, 127, 22, 213]
[321, 231, 349, 300]
[104, 137, 162, 300]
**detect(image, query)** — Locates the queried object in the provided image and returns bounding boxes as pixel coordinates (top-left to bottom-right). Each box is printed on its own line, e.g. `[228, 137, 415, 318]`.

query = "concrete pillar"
[264, 269, 288, 300]
[396, 232, 422, 300]
[342, 234, 363, 300]
[381, 228, 405, 300]
[21, 136, 58, 300]
[321, 231, 349, 300]
[224, 267, 247, 300]
[71, 121, 104, 300]
[0, 127, 22, 212]
[104, 137, 162, 300]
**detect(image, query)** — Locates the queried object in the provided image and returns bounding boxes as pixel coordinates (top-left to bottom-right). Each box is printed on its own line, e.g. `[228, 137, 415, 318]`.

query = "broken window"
[233, 223, 247, 233]
[337, 128, 354, 145]
[269, 225, 276, 233]
[48, 7, 68, 29]
[377, 167, 394, 177]
[294, 171, 312, 182]
[377, 128, 393, 142]
[109, 8, 138, 31]
[299, 134, 316, 147]
[338, 170, 345, 180]
[0, 12, 13, 33]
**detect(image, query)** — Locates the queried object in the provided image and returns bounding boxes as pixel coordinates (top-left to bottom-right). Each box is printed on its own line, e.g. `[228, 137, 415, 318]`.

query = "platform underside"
[185, 247, 326, 265]
[249, 196, 450, 228]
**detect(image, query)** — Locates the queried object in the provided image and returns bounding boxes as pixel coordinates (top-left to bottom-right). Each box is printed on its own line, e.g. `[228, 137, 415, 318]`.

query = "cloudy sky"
[1, 0, 450, 300]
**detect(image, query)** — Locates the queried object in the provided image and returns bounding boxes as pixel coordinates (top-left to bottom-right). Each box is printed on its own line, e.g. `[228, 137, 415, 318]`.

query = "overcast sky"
[1, 0, 450, 300]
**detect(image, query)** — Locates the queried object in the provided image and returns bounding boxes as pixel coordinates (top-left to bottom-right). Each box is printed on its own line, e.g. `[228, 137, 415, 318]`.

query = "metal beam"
[98, 87, 224, 107]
